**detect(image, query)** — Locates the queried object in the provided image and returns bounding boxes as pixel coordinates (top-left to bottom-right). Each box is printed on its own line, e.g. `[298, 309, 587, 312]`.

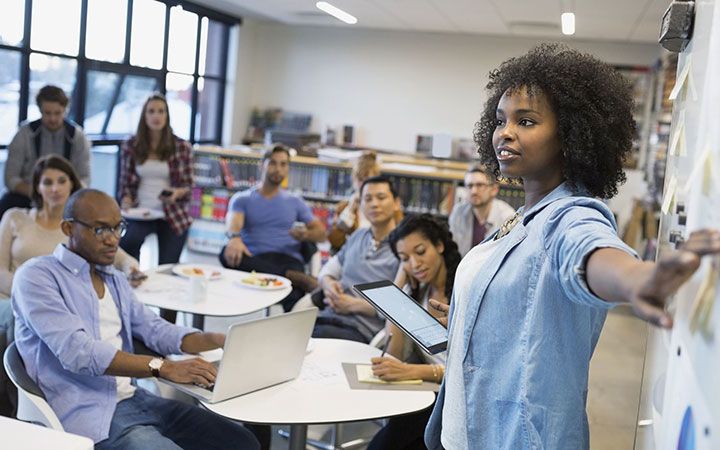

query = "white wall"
[232, 22, 660, 153]
[225, 23, 257, 144]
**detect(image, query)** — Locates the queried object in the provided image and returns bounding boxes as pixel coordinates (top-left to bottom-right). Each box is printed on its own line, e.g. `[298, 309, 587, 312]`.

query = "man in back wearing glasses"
[10, 189, 259, 449]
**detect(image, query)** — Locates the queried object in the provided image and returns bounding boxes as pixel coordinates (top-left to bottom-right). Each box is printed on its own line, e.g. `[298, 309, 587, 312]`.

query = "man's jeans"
[95, 389, 259, 450]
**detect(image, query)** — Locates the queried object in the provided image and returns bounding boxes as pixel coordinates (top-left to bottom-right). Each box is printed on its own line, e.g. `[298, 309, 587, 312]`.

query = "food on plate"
[181, 267, 221, 278]
[241, 271, 284, 288]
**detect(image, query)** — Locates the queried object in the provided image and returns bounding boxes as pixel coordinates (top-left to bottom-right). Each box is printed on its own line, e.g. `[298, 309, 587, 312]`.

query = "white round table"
[203, 338, 436, 450]
[1, 416, 93, 450]
[134, 265, 292, 328]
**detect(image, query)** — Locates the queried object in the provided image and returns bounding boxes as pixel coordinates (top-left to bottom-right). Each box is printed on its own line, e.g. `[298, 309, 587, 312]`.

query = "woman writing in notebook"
[368, 214, 461, 450]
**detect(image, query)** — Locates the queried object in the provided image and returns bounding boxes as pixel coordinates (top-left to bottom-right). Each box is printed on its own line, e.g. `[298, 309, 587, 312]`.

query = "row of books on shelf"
[287, 165, 354, 198]
[194, 153, 355, 197]
[186, 184, 524, 256]
[189, 184, 525, 225]
[194, 154, 259, 189]
[394, 178, 455, 216]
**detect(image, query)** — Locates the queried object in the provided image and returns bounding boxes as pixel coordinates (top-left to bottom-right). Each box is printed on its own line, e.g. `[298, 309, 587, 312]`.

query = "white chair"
[3, 342, 63, 430]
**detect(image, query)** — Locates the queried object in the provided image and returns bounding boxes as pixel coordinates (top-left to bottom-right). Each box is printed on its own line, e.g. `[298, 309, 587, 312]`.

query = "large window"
[85, 0, 127, 63]
[0, 0, 238, 147]
[0, 50, 21, 144]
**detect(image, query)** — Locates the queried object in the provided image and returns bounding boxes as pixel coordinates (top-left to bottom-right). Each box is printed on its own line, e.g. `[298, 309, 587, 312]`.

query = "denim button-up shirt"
[425, 183, 637, 450]
[11, 244, 197, 443]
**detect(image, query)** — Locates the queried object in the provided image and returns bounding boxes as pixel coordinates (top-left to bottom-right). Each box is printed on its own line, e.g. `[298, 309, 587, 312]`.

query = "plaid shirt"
[118, 136, 193, 235]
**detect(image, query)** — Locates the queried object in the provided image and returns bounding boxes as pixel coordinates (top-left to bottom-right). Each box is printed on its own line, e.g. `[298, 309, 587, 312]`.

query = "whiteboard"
[653, 0, 720, 448]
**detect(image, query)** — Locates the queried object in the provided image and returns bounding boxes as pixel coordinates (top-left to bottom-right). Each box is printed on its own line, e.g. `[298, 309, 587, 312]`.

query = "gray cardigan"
[448, 199, 516, 256]
[4, 121, 91, 190]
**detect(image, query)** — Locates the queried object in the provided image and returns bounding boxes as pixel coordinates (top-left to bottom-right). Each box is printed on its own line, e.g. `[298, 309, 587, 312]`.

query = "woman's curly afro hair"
[474, 43, 636, 199]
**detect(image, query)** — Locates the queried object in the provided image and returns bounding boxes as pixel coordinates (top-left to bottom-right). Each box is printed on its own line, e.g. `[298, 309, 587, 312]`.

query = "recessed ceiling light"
[315, 1, 357, 25]
[561, 12, 575, 35]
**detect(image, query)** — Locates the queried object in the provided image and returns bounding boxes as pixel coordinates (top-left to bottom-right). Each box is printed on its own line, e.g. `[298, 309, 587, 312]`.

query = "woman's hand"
[128, 267, 148, 288]
[120, 195, 134, 210]
[631, 229, 720, 328]
[164, 187, 189, 204]
[370, 357, 419, 381]
[428, 299, 450, 328]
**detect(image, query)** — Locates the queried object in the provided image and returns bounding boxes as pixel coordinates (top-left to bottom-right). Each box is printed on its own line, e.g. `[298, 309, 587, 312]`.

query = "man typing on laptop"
[11, 189, 259, 449]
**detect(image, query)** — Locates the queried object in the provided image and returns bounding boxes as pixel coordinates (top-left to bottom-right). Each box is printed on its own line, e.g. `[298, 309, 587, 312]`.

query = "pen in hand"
[381, 333, 393, 357]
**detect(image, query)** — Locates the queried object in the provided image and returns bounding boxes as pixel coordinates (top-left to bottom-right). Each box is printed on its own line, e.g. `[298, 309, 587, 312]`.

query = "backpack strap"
[63, 120, 76, 161]
[29, 119, 43, 159]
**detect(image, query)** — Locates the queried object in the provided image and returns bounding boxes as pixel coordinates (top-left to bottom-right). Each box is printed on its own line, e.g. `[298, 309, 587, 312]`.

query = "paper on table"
[661, 175, 678, 215]
[355, 364, 423, 385]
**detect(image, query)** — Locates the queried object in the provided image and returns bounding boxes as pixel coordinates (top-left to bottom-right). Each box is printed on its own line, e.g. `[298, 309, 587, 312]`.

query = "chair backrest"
[3, 342, 63, 430]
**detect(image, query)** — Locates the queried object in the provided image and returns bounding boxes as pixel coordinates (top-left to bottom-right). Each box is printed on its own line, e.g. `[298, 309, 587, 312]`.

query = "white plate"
[122, 208, 164, 220]
[172, 264, 223, 280]
[234, 272, 290, 291]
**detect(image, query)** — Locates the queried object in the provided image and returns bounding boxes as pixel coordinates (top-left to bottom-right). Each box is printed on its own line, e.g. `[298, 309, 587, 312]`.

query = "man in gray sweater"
[1, 85, 90, 219]
[449, 164, 516, 256]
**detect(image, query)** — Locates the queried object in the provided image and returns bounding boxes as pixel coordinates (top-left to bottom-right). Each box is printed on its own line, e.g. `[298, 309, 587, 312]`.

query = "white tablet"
[353, 280, 448, 354]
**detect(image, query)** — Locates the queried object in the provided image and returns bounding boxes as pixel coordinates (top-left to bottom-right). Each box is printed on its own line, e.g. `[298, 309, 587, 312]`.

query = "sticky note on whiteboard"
[669, 56, 692, 101]
[702, 151, 713, 195]
[668, 118, 686, 157]
[661, 175, 678, 214]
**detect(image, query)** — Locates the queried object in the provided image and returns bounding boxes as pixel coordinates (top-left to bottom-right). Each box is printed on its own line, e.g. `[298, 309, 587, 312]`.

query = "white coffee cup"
[187, 275, 208, 303]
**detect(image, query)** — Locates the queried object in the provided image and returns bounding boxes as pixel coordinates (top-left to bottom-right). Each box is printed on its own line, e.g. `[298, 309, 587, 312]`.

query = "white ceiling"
[196, 0, 671, 43]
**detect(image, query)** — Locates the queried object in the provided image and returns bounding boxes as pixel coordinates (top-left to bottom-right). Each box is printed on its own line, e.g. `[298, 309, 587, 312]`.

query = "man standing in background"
[449, 164, 515, 256]
[1, 85, 91, 219]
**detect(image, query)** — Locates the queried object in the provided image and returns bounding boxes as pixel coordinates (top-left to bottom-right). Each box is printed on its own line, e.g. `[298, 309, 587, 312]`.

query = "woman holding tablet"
[424, 44, 720, 450]
[368, 214, 461, 450]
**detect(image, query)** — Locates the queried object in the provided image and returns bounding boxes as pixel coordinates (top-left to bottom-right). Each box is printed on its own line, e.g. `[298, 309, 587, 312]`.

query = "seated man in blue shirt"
[220, 145, 326, 311]
[11, 189, 258, 450]
[313, 176, 401, 343]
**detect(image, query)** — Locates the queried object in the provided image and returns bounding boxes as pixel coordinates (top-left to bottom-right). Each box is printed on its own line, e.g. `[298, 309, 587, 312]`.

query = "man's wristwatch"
[148, 358, 164, 377]
[225, 231, 242, 240]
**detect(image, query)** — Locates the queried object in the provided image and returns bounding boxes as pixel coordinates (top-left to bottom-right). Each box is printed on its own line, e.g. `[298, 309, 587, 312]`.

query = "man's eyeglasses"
[67, 218, 127, 239]
[466, 182, 493, 189]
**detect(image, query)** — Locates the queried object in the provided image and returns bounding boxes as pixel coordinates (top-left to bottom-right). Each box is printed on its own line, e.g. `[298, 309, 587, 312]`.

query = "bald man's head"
[63, 188, 117, 221]
[61, 189, 123, 266]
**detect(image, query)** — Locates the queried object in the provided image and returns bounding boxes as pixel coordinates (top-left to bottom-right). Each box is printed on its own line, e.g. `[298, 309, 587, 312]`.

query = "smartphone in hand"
[291, 221, 307, 232]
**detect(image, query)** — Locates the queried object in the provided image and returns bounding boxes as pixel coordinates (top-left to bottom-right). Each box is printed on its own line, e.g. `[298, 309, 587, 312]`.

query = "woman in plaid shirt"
[118, 94, 193, 276]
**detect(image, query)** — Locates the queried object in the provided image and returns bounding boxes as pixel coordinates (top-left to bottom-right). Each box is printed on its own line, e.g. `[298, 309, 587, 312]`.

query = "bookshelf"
[187, 145, 525, 254]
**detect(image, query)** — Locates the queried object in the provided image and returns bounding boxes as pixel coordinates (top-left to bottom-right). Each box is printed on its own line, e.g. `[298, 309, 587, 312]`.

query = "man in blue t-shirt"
[220, 145, 326, 311]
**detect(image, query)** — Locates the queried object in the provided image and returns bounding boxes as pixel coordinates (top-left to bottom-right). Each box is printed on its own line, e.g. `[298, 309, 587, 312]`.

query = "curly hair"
[388, 214, 462, 300]
[474, 43, 636, 199]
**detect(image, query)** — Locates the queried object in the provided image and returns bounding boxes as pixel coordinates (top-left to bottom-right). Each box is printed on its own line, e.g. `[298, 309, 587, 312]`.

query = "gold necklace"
[495, 211, 522, 240]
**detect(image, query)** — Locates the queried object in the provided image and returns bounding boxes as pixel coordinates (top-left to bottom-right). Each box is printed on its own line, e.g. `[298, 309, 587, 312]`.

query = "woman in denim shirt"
[424, 44, 720, 450]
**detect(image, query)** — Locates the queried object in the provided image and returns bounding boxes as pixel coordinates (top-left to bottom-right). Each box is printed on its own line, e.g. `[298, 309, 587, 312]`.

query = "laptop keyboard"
[194, 382, 215, 392]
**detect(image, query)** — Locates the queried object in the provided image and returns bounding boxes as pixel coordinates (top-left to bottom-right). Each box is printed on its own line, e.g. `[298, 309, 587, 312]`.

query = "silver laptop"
[162, 307, 318, 403]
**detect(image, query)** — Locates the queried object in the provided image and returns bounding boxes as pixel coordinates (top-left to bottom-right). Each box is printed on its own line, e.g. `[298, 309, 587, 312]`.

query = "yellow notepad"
[356, 364, 423, 385]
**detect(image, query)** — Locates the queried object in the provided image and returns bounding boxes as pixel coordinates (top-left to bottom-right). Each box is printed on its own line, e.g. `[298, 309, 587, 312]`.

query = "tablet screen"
[356, 282, 447, 354]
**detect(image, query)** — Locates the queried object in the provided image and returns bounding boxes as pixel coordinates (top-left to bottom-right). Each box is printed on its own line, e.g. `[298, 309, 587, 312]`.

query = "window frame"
[0, 0, 238, 148]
